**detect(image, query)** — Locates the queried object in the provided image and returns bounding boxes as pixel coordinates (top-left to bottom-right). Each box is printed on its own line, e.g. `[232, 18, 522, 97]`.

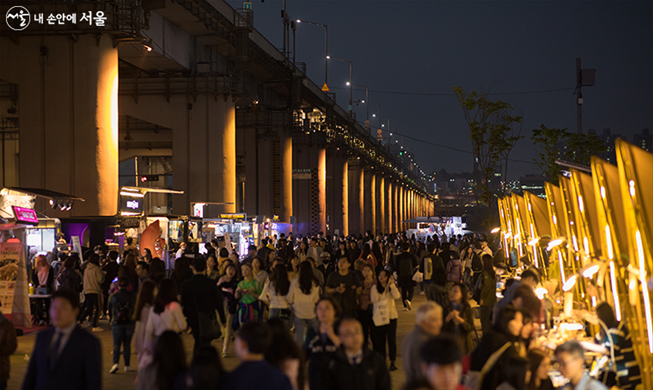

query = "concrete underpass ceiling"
[118, 42, 186, 72]
[119, 115, 172, 160]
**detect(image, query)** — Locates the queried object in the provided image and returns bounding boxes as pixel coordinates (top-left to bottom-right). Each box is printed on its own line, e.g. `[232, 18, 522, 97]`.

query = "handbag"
[412, 270, 424, 283]
[198, 310, 222, 341]
[372, 286, 391, 326]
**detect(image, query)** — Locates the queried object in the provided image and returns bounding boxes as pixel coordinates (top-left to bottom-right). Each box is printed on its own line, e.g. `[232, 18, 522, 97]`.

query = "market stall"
[497, 139, 652, 388]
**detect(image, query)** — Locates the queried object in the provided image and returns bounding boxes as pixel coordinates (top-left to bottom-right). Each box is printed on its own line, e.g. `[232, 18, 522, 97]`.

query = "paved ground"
[8, 290, 479, 390]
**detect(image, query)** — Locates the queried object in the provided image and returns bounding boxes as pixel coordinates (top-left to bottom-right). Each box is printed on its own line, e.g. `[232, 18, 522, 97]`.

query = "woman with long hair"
[136, 331, 187, 390]
[180, 346, 225, 390]
[479, 254, 497, 335]
[471, 306, 523, 389]
[526, 349, 554, 390]
[516, 310, 534, 357]
[304, 297, 341, 390]
[370, 269, 401, 371]
[334, 241, 348, 262]
[218, 247, 230, 266]
[57, 257, 82, 293]
[260, 264, 291, 329]
[286, 255, 300, 280]
[142, 279, 187, 368]
[235, 263, 263, 325]
[133, 280, 156, 366]
[251, 257, 269, 286]
[287, 261, 320, 346]
[217, 264, 239, 357]
[442, 282, 476, 354]
[295, 241, 309, 263]
[594, 302, 642, 390]
[32, 255, 54, 293]
[357, 263, 376, 347]
[206, 255, 219, 281]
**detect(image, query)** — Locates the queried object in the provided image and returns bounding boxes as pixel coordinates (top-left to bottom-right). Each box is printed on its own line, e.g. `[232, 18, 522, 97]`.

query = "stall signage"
[219, 213, 247, 220]
[120, 195, 144, 214]
[12, 206, 38, 225]
[121, 217, 141, 229]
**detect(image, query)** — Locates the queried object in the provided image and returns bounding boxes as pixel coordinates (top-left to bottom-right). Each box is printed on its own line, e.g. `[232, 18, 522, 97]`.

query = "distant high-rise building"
[632, 128, 651, 152]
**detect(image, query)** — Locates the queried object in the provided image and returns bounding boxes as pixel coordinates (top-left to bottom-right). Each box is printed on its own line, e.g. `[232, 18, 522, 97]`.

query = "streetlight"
[350, 83, 369, 122]
[327, 55, 353, 117]
[296, 19, 328, 89]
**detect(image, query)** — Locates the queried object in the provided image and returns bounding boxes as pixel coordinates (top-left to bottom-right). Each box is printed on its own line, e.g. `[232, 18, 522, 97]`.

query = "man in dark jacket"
[394, 242, 418, 310]
[102, 251, 120, 316]
[181, 257, 227, 355]
[0, 300, 17, 390]
[320, 318, 390, 390]
[22, 290, 102, 390]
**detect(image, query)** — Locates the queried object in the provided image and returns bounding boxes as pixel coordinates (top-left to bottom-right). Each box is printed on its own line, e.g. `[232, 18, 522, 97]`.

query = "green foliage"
[531, 124, 569, 185]
[453, 86, 523, 212]
[531, 125, 608, 185]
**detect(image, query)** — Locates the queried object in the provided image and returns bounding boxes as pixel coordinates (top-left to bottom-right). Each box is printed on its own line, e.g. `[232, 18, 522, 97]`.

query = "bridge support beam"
[347, 159, 363, 236]
[326, 147, 348, 236]
[292, 134, 326, 235]
[363, 169, 376, 235]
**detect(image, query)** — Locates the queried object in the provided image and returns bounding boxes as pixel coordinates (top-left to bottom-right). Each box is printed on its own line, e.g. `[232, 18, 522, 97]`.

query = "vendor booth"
[496, 139, 652, 388]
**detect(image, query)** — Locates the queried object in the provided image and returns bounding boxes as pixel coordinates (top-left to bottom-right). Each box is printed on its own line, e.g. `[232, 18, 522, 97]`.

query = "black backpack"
[471, 253, 483, 273]
[115, 300, 132, 325]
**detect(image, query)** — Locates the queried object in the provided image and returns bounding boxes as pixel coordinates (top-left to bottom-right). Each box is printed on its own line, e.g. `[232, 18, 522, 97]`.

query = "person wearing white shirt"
[287, 261, 320, 346]
[141, 279, 187, 369]
[260, 264, 292, 329]
[370, 269, 401, 371]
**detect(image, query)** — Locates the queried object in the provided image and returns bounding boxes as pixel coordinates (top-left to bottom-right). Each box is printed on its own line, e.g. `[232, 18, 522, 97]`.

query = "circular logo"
[6, 6, 31, 31]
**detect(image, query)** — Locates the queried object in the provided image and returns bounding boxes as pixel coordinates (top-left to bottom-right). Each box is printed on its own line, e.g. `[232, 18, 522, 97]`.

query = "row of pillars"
[288, 139, 433, 237]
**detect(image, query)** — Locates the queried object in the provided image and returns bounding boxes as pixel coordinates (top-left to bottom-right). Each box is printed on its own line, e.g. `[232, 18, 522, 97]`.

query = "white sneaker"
[110, 364, 119, 374]
[92, 327, 104, 332]
[419, 291, 425, 295]
[124, 366, 135, 372]
[80, 323, 91, 328]
[406, 300, 412, 311]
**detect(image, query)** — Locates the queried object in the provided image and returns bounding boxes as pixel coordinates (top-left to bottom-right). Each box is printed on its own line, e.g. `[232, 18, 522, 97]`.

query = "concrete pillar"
[280, 129, 293, 222]
[399, 186, 404, 232]
[120, 92, 235, 215]
[1, 35, 119, 216]
[364, 169, 376, 235]
[292, 133, 326, 235]
[394, 184, 399, 233]
[326, 147, 347, 236]
[347, 159, 363, 235]
[375, 174, 384, 235]
[387, 182, 393, 234]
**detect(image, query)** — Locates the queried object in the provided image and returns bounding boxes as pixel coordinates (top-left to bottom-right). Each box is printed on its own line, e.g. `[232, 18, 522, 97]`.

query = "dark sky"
[225, 0, 652, 180]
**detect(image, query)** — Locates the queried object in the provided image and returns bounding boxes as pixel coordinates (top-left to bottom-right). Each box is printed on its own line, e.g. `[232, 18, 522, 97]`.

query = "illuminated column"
[326, 147, 348, 235]
[347, 158, 363, 235]
[280, 129, 293, 222]
[377, 175, 385, 235]
[399, 186, 404, 231]
[290, 133, 326, 235]
[364, 169, 376, 234]
[2, 34, 118, 216]
[387, 181, 393, 234]
[358, 165, 365, 234]
[394, 184, 399, 233]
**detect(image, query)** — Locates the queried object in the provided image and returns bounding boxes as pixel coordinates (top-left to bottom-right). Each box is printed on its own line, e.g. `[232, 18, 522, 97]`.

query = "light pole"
[296, 19, 328, 88]
[327, 56, 353, 117]
[351, 83, 369, 122]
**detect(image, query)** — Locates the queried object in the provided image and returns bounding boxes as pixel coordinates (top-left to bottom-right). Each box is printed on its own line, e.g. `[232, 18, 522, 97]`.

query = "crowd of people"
[6, 230, 641, 390]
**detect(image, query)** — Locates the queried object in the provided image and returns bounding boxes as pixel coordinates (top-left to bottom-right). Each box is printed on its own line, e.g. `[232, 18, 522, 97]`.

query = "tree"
[453, 87, 523, 218]
[531, 124, 570, 185]
[531, 126, 607, 185]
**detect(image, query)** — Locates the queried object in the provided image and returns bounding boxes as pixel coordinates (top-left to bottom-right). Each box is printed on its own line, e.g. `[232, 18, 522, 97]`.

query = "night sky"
[225, 0, 652, 180]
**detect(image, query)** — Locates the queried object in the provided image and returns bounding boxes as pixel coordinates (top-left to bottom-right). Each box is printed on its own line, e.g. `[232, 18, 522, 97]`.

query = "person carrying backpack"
[422, 243, 447, 306]
[445, 253, 463, 283]
[108, 276, 137, 374]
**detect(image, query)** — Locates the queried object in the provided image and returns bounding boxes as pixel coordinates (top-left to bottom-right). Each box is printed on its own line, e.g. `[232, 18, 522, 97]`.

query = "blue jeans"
[293, 316, 315, 347]
[112, 324, 135, 365]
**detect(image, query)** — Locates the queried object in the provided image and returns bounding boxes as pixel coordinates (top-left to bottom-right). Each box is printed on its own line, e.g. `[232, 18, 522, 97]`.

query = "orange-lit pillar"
[378, 175, 385, 235]
[281, 130, 293, 222]
[342, 160, 349, 237]
[394, 184, 399, 233]
[347, 159, 363, 235]
[4, 34, 119, 216]
[400, 186, 405, 232]
[387, 181, 393, 234]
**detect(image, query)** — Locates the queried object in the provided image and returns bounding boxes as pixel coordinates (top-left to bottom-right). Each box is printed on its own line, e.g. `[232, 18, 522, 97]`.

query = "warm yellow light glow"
[530, 224, 535, 240]
[609, 261, 621, 321]
[636, 230, 653, 353]
[578, 195, 584, 213]
[600, 186, 606, 199]
[591, 296, 597, 308]
[583, 237, 590, 255]
[120, 191, 145, 198]
[572, 235, 579, 252]
[605, 225, 614, 260]
[629, 180, 635, 197]
[517, 235, 523, 257]
[583, 264, 600, 278]
[556, 253, 565, 285]
[528, 238, 540, 246]
[563, 275, 577, 292]
[560, 323, 585, 331]
[553, 215, 557, 225]
[547, 237, 565, 251]
[491, 227, 500, 234]
[532, 244, 539, 268]
[535, 287, 548, 299]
